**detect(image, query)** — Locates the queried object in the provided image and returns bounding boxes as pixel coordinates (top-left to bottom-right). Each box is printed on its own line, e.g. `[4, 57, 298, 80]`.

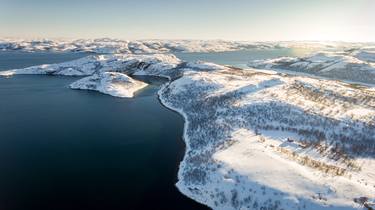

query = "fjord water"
[0, 51, 90, 70]
[0, 52, 208, 210]
[174, 48, 313, 68]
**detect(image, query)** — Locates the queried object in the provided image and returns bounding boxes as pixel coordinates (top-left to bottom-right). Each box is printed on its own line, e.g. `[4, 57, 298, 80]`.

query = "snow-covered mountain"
[0, 38, 279, 53]
[248, 49, 375, 85]
[1, 44, 374, 209]
[2, 38, 372, 54]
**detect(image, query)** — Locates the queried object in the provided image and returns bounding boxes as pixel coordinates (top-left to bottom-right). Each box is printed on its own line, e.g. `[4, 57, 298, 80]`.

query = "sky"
[0, 0, 374, 42]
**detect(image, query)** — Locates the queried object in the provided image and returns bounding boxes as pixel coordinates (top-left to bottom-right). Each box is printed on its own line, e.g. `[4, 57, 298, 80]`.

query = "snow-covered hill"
[160, 70, 375, 209]
[69, 72, 148, 97]
[160, 68, 375, 210]
[0, 53, 181, 76]
[248, 49, 375, 85]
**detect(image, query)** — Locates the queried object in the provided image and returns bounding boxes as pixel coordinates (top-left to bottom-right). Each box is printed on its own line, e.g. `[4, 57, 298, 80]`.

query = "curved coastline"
[156, 67, 375, 210]
[157, 82, 212, 209]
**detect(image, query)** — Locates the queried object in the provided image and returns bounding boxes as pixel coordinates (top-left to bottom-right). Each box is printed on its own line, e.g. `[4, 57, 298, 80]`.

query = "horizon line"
[1, 36, 374, 43]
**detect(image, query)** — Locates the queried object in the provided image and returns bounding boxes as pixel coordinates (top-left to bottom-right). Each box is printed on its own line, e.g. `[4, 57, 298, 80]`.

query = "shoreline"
[155, 68, 375, 210]
[157, 81, 212, 209]
[157, 81, 213, 209]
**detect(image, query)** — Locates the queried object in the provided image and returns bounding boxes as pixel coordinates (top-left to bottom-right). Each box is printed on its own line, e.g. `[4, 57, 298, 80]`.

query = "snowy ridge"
[0, 53, 181, 77]
[159, 69, 375, 210]
[248, 49, 375, 84]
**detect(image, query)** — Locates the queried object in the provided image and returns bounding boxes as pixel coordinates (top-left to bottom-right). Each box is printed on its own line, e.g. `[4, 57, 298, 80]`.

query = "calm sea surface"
[174, 48, 312, 68]
[0, 52, 208, 210]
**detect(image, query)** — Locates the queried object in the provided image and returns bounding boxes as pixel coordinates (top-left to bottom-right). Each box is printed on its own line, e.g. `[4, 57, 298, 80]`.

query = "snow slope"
[0, 53, 181, 77]
[159, 68, 375, 210]
[248, 49, 375, 85]
[70, 72, 148, 97]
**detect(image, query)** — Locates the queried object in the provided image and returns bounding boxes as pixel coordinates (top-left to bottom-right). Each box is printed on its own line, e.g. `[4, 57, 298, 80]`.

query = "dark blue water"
[0, 52, 208, 210]
[174, 48, 313, 68]
[0, 51, 90, 70]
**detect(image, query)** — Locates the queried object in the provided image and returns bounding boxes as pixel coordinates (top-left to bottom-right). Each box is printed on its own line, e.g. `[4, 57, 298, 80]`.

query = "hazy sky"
[1, 0, 374, 41]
